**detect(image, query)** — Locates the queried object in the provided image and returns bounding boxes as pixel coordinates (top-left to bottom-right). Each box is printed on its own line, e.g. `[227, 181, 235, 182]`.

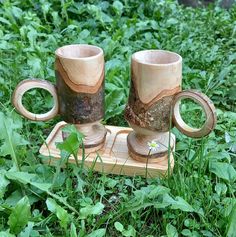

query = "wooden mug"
[12, 44, 106, 151]
[124, 49, 217, 162]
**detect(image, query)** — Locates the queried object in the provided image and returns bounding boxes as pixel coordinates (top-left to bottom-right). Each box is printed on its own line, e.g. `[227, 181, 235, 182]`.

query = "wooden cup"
[12, 44, 106, 152]
[124, 50, 217, 162]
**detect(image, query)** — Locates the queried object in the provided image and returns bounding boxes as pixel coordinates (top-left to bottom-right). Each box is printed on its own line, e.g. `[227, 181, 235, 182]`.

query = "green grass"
[0, 0, 236, 236]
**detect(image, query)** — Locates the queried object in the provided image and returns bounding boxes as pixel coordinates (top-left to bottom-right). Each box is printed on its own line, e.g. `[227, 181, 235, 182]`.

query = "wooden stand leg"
[127, 131, 175, 163]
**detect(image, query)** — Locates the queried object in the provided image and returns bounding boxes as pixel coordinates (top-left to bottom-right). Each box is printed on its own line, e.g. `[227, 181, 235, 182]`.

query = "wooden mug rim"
[132, 49, 182, 66]
[55, 44, 103, 60]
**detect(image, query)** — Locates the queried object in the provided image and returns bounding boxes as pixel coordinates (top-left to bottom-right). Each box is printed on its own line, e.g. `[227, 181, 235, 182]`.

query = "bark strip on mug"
[125, 50, 182, 132]
[55, 71, 104, 124]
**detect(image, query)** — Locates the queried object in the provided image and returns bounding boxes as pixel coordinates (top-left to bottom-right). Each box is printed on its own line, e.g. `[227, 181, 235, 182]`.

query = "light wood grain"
[39, 122, 175, 178]
[173, 90, 217, 138]
[127, 130, 175, 162]
[132, 50, 182, 104]
[125, 49, 217, 147]
[55, 44, 104, 93]
[12, 79, 59, 121]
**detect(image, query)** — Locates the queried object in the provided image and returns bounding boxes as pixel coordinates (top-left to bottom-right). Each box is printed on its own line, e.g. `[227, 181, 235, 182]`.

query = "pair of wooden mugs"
[12, 44, 217, 162]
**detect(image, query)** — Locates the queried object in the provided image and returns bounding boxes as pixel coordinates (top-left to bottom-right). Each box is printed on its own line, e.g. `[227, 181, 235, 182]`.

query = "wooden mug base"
[62, 122, 107, 153]
[127, 131, 175, 163]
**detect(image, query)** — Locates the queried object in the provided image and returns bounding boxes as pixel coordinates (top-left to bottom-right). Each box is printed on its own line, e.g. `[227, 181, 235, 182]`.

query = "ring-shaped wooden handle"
[12, 79, 59, 121]
[172, 90, 217, 138]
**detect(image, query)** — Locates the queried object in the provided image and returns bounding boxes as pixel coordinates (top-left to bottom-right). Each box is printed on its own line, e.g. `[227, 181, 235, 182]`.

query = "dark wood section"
[124, 80, 175, 132]
[56, 70, 104, 124]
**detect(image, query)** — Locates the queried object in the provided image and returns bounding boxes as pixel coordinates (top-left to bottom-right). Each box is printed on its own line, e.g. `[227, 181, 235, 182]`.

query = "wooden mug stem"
[172, 90, 217, 138]
[12, 79, 59, 121]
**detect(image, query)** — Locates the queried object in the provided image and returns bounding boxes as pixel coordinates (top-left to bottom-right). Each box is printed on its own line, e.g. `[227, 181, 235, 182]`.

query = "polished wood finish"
[173, 90, 217, 138]
[39, 122, 175, 178]
[12, 79, 59, 121]
[125, 49, 217, 162]
[55, 44, 105, 124]
[55, 44, 104, 93]
[127, 130, 175, 163]
[12, 44, 106, 150]
[131, 50, 182, 105]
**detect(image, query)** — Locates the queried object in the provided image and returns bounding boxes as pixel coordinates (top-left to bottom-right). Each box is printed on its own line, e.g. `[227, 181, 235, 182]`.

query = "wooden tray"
[39, 122, 175, 178]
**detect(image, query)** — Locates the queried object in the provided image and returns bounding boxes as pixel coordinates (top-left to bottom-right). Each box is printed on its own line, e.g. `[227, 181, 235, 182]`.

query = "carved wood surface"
[39, 122, 175, 178]
[55, 57, 104, 94]
[55, 44, 104, 92]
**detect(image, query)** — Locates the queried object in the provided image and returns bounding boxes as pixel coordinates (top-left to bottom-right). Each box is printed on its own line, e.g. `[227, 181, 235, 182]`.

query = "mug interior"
[56, 44, 102, 59]
[132, 50, 181, 65]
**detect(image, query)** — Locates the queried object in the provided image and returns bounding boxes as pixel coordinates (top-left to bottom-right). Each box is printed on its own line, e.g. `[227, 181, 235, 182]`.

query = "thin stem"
[145, 149, 151, 179]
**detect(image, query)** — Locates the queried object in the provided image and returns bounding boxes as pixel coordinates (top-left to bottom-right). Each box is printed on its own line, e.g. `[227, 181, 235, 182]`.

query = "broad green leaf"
[222, 198, 236, 217]
[56, 124, 84, 157]
[79, 29, 90, 39]
[166, 223, 178, 237]
[0, 17, 11, 25]
[46, 198, 70, 230]
[19, 222, 34, 237]
[148, 185, 170, 199]
[105, 105, 125, 120]
[0, 112, 28, 169]
[209, 162, 236, 182]
[113, 1, 123, 15]
[0, 172, 10, 198]
[8, 196, 31, 235]
[200, 230, 213, 237]
[215, 183, 227, 196]
[11, 6, 23, 19]
[163, 194, 194, 212]
[70, 223, 77, 237]
[133, 185, 170, 203]
[0, 231, 15, 237]
[122, 225, 136, 237]
[27, 57, 41, 75]
[226, 203, 236, 237]
[30, 182, 51, 192]
[181, 229, 192, 236]
[79, 202, 104, 219]
[6, 172, 36, 185]
[105, 89, 124, 119]
[5, 190, 23, 206]
[6, 171, 51, 192]
[87, 228, 106, 237]
[114, 222, 124, 232]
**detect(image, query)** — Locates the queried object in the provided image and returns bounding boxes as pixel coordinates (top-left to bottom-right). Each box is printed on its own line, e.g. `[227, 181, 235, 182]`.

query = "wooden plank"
[39, 122, 175, 178]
